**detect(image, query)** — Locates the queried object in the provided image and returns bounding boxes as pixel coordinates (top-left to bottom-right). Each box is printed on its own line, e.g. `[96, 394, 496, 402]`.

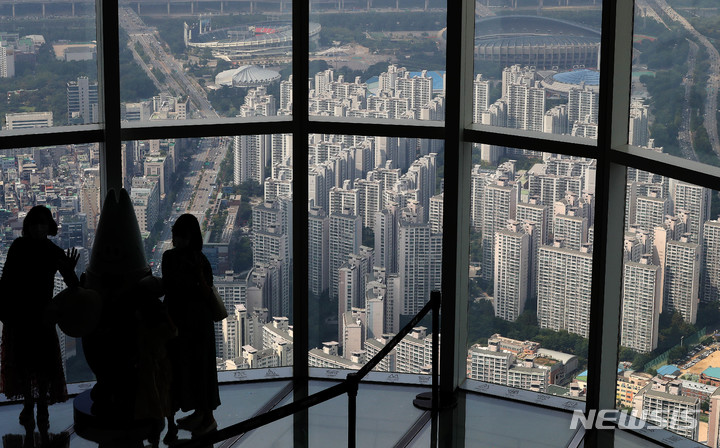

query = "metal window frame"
[1, 0, 717, 447]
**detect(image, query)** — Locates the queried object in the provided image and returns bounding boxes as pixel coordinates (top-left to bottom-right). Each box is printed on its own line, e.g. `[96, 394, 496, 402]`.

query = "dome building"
[215, 65, 281, 88]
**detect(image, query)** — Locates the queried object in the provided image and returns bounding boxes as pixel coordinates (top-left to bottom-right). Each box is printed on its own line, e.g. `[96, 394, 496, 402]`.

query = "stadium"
[214, 65, 282, 87]
[474, 15, 601, 70]
[184, 21, 321, 61]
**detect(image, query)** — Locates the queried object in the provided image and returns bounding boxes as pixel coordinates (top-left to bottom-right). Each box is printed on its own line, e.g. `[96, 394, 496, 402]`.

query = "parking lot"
[681, 344, 720, 375]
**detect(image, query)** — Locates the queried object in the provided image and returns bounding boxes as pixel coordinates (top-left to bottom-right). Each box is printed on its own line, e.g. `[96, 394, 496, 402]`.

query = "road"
[150, 136, 232, 275]
[678, 40, 699, 161]
[119, 6, 218, 119]
[649, 0, 720, 158]
[116, 10, 233, 269]
[115, 6, 235, 272]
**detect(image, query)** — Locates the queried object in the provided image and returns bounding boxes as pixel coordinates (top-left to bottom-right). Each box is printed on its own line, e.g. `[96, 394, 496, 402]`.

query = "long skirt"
[0, 324, 68, 403]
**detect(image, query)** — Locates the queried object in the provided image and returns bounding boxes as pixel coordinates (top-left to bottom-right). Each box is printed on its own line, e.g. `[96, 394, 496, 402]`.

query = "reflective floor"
[0, 380, 686, 447]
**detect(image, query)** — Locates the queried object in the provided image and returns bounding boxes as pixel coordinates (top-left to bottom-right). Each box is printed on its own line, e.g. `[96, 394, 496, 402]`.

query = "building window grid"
[2, 0, 716, 444]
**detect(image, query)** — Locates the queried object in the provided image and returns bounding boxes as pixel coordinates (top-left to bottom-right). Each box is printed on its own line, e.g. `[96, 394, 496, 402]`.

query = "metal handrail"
[176, 290, 441, 448]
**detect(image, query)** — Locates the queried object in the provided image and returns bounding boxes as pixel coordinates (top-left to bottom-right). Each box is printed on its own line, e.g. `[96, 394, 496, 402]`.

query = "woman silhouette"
[0, 206, 79, 443]
[162, 214, 219, 442]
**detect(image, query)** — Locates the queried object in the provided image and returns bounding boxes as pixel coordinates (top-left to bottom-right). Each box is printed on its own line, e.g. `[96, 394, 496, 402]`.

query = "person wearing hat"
[0, 205, 79, 443]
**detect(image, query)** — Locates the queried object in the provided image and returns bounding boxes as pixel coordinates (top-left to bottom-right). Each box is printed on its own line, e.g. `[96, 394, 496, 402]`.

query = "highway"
[119, 6, 218, 119]
[649, 0, 720, 159]
[117, 7, 232, 270]
[678, 40, 699, 161]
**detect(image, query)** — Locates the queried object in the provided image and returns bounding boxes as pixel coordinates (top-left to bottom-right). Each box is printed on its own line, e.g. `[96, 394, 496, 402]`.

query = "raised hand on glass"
[66, 248, 80, 269]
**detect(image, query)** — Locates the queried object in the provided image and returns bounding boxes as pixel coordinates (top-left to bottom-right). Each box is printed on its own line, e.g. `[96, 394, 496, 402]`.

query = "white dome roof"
[214, 65, 281, 87]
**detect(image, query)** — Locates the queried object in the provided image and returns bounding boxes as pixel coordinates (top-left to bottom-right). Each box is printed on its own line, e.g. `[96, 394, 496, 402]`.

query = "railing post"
[347, 373, 359, 448]
[432, 290, 440, 414]
[431, 290, 440, 446]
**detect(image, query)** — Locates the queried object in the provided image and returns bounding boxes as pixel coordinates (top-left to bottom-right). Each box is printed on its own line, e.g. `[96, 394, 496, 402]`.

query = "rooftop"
[657, 365, 681, 376]
[215, 65, 281, 87]
[552, 69, 600, 86]
[702, 366, 720, 379]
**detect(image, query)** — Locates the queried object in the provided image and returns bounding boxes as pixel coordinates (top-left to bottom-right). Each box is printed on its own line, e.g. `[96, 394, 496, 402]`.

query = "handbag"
[209, 285, 228, 322]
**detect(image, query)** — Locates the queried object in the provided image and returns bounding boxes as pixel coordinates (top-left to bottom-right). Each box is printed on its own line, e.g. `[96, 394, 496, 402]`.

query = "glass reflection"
[309, 1, 447, 122]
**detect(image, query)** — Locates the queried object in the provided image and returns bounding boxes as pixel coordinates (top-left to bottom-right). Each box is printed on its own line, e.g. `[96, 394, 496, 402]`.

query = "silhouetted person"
[162, 214, 219, 442]
[0, 206, 79, 445]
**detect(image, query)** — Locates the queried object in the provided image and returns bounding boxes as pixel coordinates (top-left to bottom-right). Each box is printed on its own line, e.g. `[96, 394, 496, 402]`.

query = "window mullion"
[586, 0, 634, 446]
[440, 0, 473, 444]
[292, 0, 310, 443]
[97, 0, 123, 199]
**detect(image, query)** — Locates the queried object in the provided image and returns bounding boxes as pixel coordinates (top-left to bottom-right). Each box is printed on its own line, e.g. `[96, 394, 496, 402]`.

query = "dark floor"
[0, 380, 679, 447]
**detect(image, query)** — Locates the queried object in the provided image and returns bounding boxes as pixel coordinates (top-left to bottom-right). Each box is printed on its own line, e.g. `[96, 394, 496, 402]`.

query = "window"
[309, 135, 443, 377]
[466, 147, 595, 400]
[2, 0, 719, 446]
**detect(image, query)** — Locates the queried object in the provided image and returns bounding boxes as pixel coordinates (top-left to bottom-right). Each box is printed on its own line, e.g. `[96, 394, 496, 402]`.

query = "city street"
[120, 6, 218, 119]
[149, 136, 231, 275]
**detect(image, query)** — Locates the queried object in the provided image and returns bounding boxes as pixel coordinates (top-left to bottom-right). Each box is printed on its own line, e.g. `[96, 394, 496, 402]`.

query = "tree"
[697, 301, 720, 330]
[229, 235, 253, 273]
[619, 346, 638, 362]
[667, 345, 688, 364]
[362, 226, 374, 247]
[232, 180, 263, 198]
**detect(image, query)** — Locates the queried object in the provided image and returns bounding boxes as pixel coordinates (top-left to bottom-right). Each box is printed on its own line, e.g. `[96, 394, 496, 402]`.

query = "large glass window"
[309, 2, 447, 122]
[0, 12, 98, 131]
[119, 5, 293, 121]
[4, 0, 720, 446]
[308, 135, 443, 376]
[472, 4, 602, 140]
[124, 135, 293, 374]
[466, 145, 595, 400]
[629, 1, 720, 167]
[0, 145, 100, 384]
[617, 169, 720, 446]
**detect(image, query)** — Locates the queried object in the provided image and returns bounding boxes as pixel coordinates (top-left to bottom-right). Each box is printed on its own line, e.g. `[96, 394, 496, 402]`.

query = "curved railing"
[176, 290, 441, 448]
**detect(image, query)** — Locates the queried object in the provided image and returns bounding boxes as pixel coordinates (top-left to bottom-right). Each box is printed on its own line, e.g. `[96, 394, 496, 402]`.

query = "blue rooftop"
[552, 69, 600, 86]
[408, 71, 445, 91]
[703, 367, 720, 379]
[657, 365, 680, 376]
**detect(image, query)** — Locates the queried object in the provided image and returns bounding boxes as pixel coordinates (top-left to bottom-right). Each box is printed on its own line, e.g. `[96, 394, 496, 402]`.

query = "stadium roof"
[552, 69, 600, 86]
[475, 35, 600, 48]
[475, 15, 601, 38]
[215, 65, 281, 87]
